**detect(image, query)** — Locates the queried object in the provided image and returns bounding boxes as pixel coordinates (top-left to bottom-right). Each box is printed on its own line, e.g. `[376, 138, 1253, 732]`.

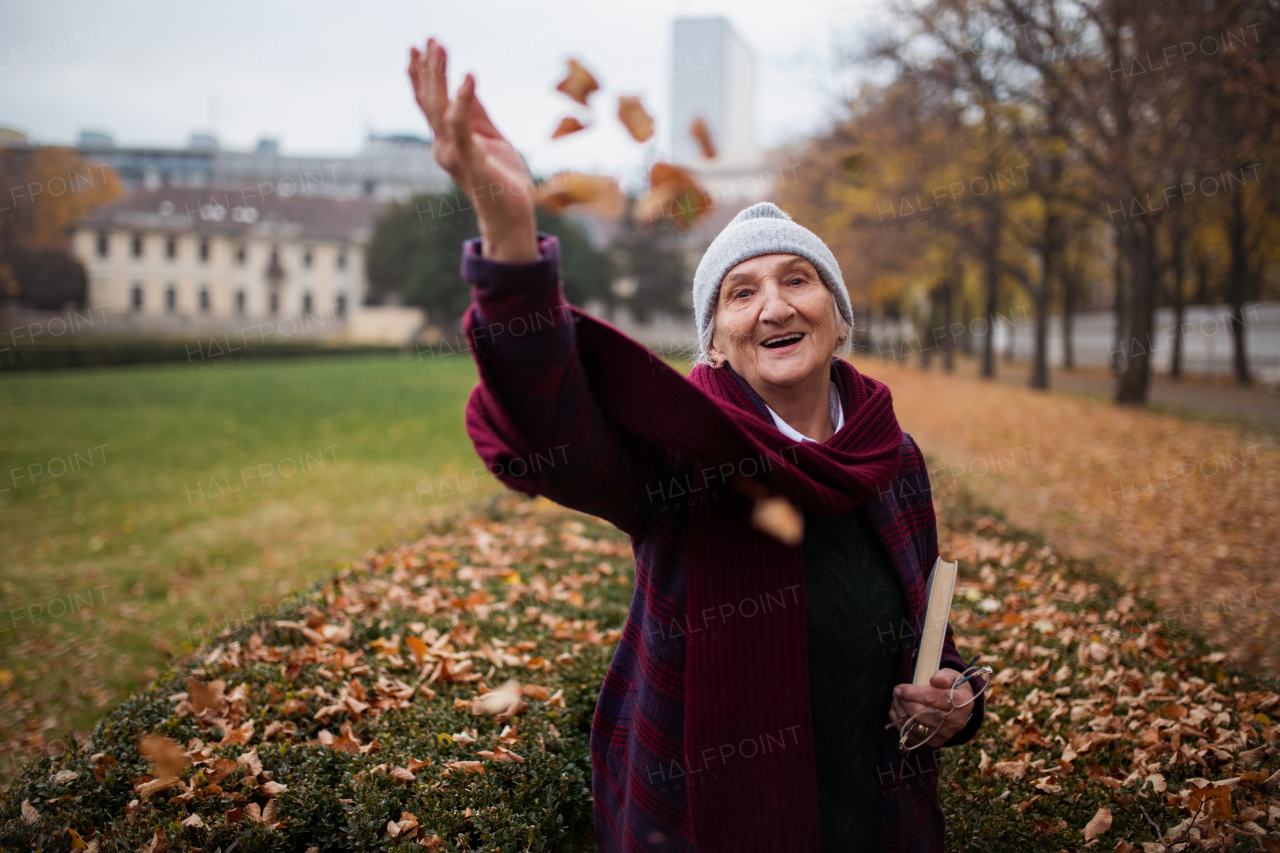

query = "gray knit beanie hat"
[692, 201, 854, 365]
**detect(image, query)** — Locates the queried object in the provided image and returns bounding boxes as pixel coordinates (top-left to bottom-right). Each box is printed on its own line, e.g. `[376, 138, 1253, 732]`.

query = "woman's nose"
[757, 281, 795, 324]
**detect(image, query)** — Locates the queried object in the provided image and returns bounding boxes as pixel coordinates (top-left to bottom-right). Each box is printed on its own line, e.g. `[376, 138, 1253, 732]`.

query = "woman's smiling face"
[708, 253, 843, 394]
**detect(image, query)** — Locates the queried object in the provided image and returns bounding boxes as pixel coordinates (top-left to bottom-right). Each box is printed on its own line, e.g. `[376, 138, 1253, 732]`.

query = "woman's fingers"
[449, 73, 478, 168]
[410, 38, 451, 136]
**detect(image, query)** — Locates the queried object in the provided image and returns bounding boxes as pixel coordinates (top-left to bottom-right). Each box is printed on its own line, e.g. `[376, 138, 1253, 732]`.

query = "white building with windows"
[70, 187, 401, 338]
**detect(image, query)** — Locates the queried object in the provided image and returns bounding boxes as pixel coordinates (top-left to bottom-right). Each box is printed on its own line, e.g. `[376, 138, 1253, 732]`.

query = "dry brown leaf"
[551, 117, 588, 139]
[185, 677, 227, 715]
[236, 748, 263, 777]
[751, 495, 805, 546]
[472, 679, 522, 715]
[689, 116, 716, 158]
[135, 775, 182, 802]
[20, 799, 37, 823]
[404, 635, 428, 665]
[444, 760, 485, 775]
[555, 59, 599, 105]
[1083, 806, 1112, 841]
[534, 172, 625, 218]
[140, 827, 169, 853]
[181, 813, 204, 828]
[617, 96, 654, 142]
[636, 162, 713, 229]
[993, 759, 1030, 780]
[1188, 784, 1233, 820]
[476, 745, 525, 763]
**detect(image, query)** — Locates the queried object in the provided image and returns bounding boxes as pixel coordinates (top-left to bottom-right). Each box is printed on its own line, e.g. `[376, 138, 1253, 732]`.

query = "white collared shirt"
[764, 382, 844, 444]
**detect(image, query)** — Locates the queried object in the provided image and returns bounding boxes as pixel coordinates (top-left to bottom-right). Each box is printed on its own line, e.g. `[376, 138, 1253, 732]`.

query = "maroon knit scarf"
[566, 311, 904, 852]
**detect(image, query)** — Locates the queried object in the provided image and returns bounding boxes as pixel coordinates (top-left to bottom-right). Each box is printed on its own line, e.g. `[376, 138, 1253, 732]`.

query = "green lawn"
[0, 351, 500, 781]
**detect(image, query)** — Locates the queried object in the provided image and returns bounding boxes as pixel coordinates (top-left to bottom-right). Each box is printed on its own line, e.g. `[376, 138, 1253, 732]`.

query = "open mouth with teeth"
[761, 332, 805, 349]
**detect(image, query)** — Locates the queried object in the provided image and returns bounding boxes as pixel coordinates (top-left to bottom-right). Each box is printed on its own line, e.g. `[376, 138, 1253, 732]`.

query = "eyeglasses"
[885, 663, 993, 753]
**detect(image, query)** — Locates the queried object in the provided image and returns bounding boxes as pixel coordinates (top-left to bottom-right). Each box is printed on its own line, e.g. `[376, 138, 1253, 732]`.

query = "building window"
[236, 245, 246, 265]
[165, 286, 177, 312]
[235, 290, 246, 315]
[303, 248, 313, 268]
[199, 239, 209, 262]
[336, 249, 346, 270]
[269, 292, 278, 316]
[132, 233, 143, 258]
[336, 294, 346, 319]
[270, 246, 279, 266]
[131, 284, 143, 311]
[96, 232, 109, 258]
[302, 292, 312, 315]
[166, 236, 177, 260]
[198, 287, 210, 313]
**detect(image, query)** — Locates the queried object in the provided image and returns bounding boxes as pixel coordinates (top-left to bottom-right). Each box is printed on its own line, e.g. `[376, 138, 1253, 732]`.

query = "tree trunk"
[1115, 224, 1155, 404]
[1170, 219, 1186, 380]
[941, 272, 955, 374]
[1111, 223, 1128, 377]
[1061, 252, 1076, 371]
[1030, 212, 1059, 390]
[980, 209, 1000, 379]
[1225, 191, 1251, 385]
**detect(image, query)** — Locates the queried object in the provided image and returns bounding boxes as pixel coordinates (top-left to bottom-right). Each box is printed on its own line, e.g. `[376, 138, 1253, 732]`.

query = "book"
[912, 556, 959, 687]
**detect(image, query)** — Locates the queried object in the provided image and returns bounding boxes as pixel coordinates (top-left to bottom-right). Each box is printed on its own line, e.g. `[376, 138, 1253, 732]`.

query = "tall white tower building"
[669, 18, 760, 167]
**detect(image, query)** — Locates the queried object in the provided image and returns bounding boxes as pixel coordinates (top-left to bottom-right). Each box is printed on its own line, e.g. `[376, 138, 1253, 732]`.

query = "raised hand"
[408, 37, 539, 263]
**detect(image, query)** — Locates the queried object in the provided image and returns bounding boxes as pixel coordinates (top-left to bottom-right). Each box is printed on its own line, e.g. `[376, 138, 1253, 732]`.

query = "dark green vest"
[804, 506, 909, 851]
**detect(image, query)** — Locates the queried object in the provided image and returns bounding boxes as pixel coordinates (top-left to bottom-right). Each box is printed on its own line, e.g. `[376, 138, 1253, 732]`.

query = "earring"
[837, 334, 848, 345]
[709, 354, 722, 368]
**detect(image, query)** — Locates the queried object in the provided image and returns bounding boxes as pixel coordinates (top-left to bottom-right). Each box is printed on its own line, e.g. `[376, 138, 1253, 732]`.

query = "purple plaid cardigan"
[459, 234, 984, 852]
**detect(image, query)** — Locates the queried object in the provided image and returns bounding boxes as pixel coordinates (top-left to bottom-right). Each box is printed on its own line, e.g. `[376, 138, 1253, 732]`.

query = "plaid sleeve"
[902, 434, 986, 749]
[460, 233, 671, 536]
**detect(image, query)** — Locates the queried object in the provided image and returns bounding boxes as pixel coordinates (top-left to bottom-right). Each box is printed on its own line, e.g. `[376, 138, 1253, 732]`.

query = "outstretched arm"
[411, 37, 673, 536]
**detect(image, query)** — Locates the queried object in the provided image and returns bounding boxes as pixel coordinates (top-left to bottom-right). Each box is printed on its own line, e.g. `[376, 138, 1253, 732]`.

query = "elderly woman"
[408, 38, 985, 853]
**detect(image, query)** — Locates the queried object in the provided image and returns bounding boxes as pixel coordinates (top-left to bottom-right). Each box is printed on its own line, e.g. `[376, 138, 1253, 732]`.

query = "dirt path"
[852, 354, 1280, 677]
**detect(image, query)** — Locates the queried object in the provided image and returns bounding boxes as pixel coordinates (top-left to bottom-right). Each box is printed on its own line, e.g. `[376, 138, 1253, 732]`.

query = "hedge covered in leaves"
[2, 492, 1277, 851]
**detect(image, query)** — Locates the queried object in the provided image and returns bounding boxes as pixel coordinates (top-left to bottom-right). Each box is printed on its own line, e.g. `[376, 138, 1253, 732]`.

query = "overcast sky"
[0, 0, 887, 187]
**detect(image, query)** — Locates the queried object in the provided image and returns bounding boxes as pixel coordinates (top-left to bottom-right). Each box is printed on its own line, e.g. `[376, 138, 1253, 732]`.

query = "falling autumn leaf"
[551, 117, 588, 139]
[1082, 806, 1111, 841]
[535, 172, 625, 218]
[636, 162, 713, 229]
[750, 495, 805, 546]
[472, 679, 523, 715]
[690, 116, 717, 158]
[138, 735, 187, 778]
[555, 59, 599, 105]
[617, 96, 654, 142]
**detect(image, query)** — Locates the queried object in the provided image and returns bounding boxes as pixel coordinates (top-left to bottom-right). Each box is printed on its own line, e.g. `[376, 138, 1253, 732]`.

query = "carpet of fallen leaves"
[857, 355, 1280, 678]
[2, 491, 1278, 851]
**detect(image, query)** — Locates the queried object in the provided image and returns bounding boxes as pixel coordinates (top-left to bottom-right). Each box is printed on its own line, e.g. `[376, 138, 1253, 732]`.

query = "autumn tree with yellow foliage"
[0, 145, 121, 309]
